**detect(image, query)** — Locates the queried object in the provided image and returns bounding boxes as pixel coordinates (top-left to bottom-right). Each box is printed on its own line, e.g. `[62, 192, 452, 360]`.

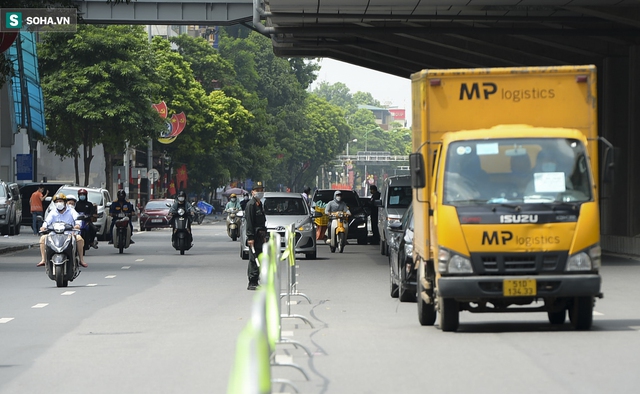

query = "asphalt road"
[1, 222, 640, 394]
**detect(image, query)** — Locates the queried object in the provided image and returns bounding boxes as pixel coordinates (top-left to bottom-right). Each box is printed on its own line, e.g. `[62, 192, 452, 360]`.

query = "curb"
[0, 243, 39, 256]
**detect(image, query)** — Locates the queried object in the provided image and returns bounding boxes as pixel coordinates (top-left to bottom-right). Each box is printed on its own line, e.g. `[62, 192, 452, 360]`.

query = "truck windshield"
[442, 138, 593, 206]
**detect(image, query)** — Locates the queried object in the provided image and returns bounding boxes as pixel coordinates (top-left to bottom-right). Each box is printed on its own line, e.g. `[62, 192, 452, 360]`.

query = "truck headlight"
[438, 247, 473, 274]
[566, 244, 601, 271]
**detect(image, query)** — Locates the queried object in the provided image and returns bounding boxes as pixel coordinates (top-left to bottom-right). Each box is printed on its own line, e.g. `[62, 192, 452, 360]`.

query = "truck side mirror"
[409, 153, 426, 189]
[599, 137, 617, 185]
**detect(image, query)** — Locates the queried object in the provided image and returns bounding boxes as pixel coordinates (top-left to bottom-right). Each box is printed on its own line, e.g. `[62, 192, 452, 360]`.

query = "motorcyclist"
[240, 192, 250, 210]
[66, 195, 78, 211]
[75, 188, 99, 249]
[169, 190, 196, 245]
[37, 193, 87, 268]
[108, 190, 135, 244]
[324, 190, 351, 243]
[225, 193, 242, 212]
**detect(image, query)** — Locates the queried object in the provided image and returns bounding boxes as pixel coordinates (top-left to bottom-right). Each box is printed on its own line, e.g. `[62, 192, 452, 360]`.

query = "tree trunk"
[73, 152, 79, 186]
[105, 150, 114, 197]
[82, 122, 94, 187]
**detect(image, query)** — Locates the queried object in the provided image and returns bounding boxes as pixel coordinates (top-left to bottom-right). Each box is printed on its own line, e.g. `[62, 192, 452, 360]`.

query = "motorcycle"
[113, 214, 132, 254]
[192, 202, 205, 225]
[40, 220, 82, 287]
[171, 207, 193, 255]
[79, 217, 93, 253]
[226, 208, 240, 241]
[329, 211, 349, 253]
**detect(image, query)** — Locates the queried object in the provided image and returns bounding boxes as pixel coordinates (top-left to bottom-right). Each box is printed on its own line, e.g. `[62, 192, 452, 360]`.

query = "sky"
[310, 58, 412, 127]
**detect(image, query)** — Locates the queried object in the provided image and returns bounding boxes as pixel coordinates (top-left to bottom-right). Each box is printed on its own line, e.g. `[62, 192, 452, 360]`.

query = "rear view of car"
[377, 175, 412, 255]
[139, 199, 174, 231]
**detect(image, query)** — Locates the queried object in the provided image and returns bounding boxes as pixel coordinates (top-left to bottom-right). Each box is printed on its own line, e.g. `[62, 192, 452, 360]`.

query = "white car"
[239, 192, 319, 260]
[46, 186, 113, 241]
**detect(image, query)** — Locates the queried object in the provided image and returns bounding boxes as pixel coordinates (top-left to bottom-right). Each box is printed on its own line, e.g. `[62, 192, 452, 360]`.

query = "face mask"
[79, 195, 86, 201]
[254, 192, 264, 199]
[67, 203, 75, 208]
[541, 162, 556, 172]
[244, 196, 249, 201]
[336, 196, 341, 202]
[231, 198, 237, 202]
[55, 202, 65, 210]
[178, 197, 185, 202]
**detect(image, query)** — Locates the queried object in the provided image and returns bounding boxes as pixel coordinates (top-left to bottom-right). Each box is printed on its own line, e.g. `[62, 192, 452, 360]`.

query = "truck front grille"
[474, 252, 566, 275]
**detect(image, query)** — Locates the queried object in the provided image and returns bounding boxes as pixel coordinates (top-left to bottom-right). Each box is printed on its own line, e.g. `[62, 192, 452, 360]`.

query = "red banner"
[152, 101, 168, 118]
[168, 181, 176, 197]
[176, 164, 188, 190]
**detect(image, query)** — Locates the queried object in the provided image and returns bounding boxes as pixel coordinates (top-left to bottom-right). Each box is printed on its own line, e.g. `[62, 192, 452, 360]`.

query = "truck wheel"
[438, 296, 459, 332]
[389, 262, 398, 298]
[547, 309, 566, 325]
[417, 261, 436, 325]
[569, 296, 593, 330]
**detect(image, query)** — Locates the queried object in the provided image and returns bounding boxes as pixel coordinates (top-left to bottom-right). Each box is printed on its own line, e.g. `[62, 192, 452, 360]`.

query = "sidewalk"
[0, 229, 41, 255]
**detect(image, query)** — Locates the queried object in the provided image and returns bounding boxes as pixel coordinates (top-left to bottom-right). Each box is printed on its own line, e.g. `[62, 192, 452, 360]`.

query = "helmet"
[178, 190, 186, 198]
[334, 190, 342, 199]
[117, 190, 126, 199]
[66, 195, 77, 201]
[230, 193, 237, 198]
[78, 188, 88, 196]
[303, 186, 311, 194]
[52, 193, 67, 202]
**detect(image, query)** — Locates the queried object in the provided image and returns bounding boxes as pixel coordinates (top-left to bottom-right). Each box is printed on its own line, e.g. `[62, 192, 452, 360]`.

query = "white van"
[376, 175, 412, 255]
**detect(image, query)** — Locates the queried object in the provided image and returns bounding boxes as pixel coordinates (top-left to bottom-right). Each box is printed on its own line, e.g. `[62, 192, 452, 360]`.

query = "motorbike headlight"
[298, 222, 313, 232]
[178, 208, 185, 215]
[566, 244, 600, 271]
[438, 247, 473, 274]
[52, 222, 66, 233]
[52, 254, 65, 265]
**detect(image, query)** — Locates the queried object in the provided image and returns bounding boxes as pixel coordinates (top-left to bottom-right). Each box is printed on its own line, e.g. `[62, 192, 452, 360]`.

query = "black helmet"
[117, 190, 126, 199]
[178, 190, 186, 198]
[303, 186, 311, 194]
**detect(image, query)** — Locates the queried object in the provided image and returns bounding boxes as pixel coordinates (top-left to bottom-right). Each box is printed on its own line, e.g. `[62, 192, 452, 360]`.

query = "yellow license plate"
[503, 279, 537, 297]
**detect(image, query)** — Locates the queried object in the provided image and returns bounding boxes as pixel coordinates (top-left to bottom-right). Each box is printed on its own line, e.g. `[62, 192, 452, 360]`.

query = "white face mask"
[244, 196, 249, 201]
[178, 197, 185, 202]
[231, 198, 237, 202]
[336, 196, 341, 202]
[55, 202, 65, 210]
[254, 192, 264, 200]
[79, 195, 86, 201]
[541, 162, 557, 172]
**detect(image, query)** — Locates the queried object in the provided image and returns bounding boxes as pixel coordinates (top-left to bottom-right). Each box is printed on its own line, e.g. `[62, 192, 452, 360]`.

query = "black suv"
[312, 189, 369, 245]
[0, 180, 22, 236]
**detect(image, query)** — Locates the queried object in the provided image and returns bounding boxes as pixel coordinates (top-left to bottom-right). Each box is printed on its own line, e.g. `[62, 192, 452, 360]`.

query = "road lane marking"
[594, 311, 604, 316]
[282, 331, 294, 337]
[105, 275, 116, 279]
[61, 291, 75, 296]
[0, 318, 15, 323]
[135, 259, 144, 262]
[32, 303, 49, 308]
[275, 354, 293, 364]
[86, 284, 97, 287]
[122, 266, 131, 270]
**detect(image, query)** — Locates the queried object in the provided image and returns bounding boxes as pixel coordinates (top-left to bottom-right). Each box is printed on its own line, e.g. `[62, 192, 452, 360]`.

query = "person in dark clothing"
[75, 188, 99, 249]
[169, 190, 196, 245]
[108, 190, 135, 244]
[369, 185, 381, 245]
[244, 182, 267, 290]
[240, 192, 250, 210]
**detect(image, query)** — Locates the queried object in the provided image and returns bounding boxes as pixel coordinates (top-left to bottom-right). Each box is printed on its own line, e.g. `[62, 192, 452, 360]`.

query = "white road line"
[135, 259, 144, 262]
[122, 266, 131, 270]
[275, 354, 293, 364]
[0, 318, 15, 324]
[61, 291, 75, 296]
[105, 275, 116, 279]
[86, 284, 97, 287]
[281, 331, 294, 337]
[594, 311, 604, 316]
[31, 303, 49, 308]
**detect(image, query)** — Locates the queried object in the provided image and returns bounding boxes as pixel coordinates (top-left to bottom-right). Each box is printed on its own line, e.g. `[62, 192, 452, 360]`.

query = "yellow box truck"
[409, 65, 614, 331]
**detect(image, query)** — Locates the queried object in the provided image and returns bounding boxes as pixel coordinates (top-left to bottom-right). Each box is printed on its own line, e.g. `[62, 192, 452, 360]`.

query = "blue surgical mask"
[79, 195, 87, 201]
[231, 198, 237, 202]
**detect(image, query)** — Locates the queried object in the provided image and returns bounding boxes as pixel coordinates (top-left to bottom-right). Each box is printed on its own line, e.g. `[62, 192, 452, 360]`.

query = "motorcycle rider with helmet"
[108, 190, 135, 244]
[169, 190, 196, 245]
[37, 193, 88, 267]
[225, 193, 242, 212]
[324, 190, 351, 243]
[75, 188, 99, 249]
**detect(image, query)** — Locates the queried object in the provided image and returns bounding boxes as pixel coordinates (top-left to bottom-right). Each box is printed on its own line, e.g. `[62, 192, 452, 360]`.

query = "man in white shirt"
[37, 193, 87, 268]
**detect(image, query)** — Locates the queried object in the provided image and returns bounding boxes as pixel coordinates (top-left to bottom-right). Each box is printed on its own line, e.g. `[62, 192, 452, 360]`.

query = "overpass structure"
[71, 1, 640, 255]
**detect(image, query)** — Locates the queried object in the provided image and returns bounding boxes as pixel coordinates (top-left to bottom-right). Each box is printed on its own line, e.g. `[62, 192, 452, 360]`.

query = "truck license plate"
[503, 279, 536, 297]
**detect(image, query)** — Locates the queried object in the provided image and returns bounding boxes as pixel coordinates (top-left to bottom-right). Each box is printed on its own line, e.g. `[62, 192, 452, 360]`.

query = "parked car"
[0, 180, 22, 235]
[19, 182, 66, 228]
[139, 199, 174, 231]
[376, 175, 412, 256]
[46, 186, 113, 241]
[240, 192, 318, 260]
[312, 189, 369, 245]
[388, 204, 416, 302]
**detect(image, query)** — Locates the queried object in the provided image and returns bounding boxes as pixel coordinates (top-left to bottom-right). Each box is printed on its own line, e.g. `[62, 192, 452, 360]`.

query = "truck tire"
[569, 296, 593, 330]
[438, 296, 459, 332]
[417, 260, 436, 325]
